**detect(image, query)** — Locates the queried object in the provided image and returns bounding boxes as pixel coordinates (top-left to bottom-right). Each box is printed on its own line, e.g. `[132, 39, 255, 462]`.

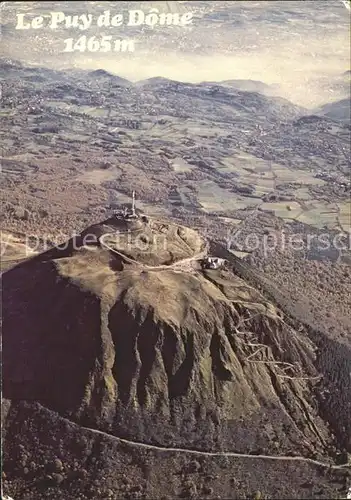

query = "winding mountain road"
[91, 224, 350, 473]
[63, 416, 350, 471]
[98, 230, 209, 272]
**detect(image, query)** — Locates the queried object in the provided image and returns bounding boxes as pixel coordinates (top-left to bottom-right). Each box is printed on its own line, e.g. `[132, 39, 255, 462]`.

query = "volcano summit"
[2, 215, 351, 499]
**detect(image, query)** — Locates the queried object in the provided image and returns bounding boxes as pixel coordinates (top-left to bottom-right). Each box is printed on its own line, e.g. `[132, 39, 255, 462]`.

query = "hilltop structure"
[112, 191, 139, 220]
[201, 256, 227, 269]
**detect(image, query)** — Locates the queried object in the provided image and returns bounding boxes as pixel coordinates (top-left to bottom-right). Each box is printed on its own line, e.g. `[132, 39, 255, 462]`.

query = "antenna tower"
[132, 190, 136, 216]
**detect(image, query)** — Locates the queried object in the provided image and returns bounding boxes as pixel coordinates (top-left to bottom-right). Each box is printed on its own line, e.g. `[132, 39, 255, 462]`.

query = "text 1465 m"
[63, 36, 135, 53]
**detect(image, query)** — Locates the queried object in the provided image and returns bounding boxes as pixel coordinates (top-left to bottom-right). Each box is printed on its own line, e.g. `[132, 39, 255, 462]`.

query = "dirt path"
[99, 232, 209, 272]
[63, 416, 349, 470]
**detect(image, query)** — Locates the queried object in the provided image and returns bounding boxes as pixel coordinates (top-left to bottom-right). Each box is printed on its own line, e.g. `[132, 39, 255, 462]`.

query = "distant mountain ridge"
[315, 97, 351, 123]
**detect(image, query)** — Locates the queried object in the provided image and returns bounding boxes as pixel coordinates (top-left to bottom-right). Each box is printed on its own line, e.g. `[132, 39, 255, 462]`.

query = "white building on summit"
[202, 257, 227, 269]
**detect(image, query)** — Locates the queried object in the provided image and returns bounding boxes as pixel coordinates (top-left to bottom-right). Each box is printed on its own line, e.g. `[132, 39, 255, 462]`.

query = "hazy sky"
[1, 1, 350, 107]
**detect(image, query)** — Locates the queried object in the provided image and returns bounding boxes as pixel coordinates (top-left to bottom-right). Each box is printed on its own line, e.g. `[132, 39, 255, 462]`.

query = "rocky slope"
[3, 400, 349, 500]
[3, 218, 349, 458]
